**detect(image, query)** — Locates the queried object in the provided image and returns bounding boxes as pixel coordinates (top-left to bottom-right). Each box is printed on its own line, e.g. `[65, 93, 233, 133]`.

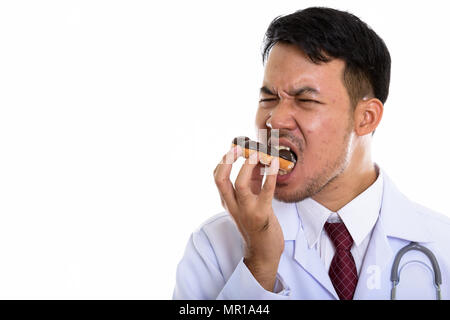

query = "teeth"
[278, 170, 287, 175]
[275, 145, 291, 151]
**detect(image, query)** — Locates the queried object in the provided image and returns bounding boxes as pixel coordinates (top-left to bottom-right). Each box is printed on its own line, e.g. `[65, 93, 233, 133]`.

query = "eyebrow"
[260, 86, 320, 96]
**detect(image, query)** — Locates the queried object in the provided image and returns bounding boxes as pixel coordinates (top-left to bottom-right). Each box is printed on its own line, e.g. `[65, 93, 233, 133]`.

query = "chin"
[273, 172, 328, 203]
[273, 183, 309, 203]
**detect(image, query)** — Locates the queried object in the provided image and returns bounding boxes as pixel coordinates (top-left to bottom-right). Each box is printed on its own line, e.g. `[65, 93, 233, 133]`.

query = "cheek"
[304, 116, 343, 154]
[303, 114, 338, 137]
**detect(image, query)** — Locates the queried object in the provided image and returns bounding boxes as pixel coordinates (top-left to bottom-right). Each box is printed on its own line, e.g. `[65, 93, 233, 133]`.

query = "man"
[173, 7, 450, 299]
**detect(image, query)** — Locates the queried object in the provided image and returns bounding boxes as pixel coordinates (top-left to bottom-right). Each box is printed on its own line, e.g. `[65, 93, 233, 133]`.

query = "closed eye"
[259, 98, 277, 102]
[297, 99, 322, 104]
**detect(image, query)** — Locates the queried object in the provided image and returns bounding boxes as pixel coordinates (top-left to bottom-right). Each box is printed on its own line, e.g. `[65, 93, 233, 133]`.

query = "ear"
[353, 97, 384, 136]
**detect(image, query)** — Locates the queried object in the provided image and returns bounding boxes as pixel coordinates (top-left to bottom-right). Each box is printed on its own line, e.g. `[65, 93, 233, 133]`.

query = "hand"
[213, 146, 284, 291]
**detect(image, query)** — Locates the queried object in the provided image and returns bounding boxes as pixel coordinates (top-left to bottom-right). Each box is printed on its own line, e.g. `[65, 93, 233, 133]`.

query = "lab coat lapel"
[293, 227, 339, 299]
[354, 170, 434, 299]
[273, 199, 338, 299]
[353, 216, 393, 299]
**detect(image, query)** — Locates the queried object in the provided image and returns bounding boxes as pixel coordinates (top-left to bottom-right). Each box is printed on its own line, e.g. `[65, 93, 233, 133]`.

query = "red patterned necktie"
[324, 222, 358, 300]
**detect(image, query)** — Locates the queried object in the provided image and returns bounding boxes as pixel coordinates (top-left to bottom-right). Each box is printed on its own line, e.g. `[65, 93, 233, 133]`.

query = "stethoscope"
[390, 242, 442, 300]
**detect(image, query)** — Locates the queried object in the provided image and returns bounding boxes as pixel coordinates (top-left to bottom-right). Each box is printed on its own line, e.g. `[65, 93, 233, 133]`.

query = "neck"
[311, 141, 378, 212]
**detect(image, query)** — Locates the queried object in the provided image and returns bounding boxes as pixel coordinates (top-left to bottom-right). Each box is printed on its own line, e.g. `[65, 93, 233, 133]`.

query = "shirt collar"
[296, 168, 384, 248]
[296, 198, 331, 248]
[338, 170, 383, 246]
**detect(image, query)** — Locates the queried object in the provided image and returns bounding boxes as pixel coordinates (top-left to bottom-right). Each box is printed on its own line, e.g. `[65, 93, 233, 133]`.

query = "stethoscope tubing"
[390, 242, 442, 300]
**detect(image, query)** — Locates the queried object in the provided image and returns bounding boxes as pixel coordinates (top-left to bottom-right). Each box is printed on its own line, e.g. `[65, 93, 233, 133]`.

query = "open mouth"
[270, 145, 298, 175]
[231, 136, 298, 176]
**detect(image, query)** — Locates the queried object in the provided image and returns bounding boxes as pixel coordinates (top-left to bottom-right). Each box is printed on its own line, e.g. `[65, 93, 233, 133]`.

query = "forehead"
[263, 43, 346, 94]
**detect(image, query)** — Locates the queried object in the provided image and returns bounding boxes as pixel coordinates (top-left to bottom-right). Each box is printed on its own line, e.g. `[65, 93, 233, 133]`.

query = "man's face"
[255, 42, 355, 203]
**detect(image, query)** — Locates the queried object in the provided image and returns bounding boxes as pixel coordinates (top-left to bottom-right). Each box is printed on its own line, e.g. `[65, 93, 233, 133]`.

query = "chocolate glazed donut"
[231, 136, 297, 174]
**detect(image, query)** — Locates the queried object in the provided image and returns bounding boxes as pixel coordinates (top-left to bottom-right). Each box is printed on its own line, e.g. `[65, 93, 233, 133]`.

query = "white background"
[0, 0, 449, 299]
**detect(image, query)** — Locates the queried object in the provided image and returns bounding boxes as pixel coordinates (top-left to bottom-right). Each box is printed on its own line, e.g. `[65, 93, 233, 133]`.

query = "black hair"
[262, 7, 391, 106]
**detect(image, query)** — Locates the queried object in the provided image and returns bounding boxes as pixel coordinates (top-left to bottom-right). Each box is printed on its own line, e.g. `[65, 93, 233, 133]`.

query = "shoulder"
[380, 169, 450, 246]
[193, 211, 240, 240]
[412, 201, 450, 234]
[381, 168, 450, 230]
[192, 211, 243, 256]
[191, 211, 244, 278]
[196, 211, 235, 231]
[407, 200, 450, 257]
[409, 203, 450, 270]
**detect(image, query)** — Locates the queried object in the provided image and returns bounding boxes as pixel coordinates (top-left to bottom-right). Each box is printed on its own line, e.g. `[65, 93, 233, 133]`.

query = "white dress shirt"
[296, 169, 384, 275]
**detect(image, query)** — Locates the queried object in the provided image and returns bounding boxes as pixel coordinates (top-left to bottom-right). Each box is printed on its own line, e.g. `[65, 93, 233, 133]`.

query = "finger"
[260, 157, 279, 202]
[218, 193, 228, 211]
[214, 145, 242, 178]
[214, 145, 243, 212]
[249, 162, 265, 194]
[234, 151, 260, 202]
[220, 144, 243, 165]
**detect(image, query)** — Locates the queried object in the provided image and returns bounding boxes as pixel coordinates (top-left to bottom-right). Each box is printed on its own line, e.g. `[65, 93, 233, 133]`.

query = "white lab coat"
[173, 170, 450, 299]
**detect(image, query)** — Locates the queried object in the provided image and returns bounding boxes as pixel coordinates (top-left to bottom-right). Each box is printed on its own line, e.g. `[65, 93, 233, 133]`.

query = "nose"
[265, 98, 297, 131]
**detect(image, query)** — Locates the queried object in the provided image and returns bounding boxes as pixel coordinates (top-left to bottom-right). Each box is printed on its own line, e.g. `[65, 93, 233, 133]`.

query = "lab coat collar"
[355, 169, 434, 299]
[378, 168, 434, 243]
